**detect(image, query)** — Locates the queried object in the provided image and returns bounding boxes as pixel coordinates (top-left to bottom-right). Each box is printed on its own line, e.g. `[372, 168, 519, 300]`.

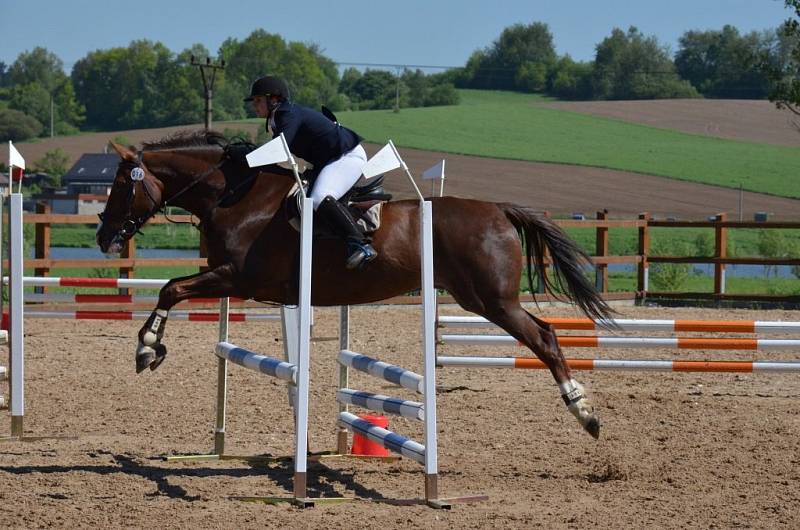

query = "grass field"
[326, 90, 800, 199]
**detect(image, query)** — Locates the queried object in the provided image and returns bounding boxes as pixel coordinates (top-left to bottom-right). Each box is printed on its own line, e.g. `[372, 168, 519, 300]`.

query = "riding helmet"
[244, 76, 290, 102]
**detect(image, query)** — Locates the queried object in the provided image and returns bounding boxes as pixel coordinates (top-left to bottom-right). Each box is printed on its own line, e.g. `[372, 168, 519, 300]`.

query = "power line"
[335, 61, 460, 70]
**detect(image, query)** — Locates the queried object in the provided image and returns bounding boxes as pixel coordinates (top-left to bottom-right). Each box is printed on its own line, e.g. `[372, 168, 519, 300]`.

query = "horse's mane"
[141, 130, 227, 152]
[140, 129, 294, 181]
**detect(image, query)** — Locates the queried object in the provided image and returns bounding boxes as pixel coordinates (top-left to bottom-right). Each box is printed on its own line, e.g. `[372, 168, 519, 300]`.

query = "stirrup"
[346, 242, 377, 270]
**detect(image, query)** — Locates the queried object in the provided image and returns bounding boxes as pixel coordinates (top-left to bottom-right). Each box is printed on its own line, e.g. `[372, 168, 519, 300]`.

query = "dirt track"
[547, 99, 800, 147]
[1, 304, 799, 528]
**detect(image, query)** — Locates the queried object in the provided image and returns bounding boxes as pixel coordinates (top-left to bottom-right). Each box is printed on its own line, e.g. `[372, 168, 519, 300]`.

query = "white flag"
[246, 135, 290, 168]
[422, 160, 445, 181]
[362, 142, 402, 180]
[8, 141, 25, 170]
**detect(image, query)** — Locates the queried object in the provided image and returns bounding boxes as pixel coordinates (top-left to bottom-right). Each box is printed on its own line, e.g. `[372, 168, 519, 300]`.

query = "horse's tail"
[499, 203, 615, 323]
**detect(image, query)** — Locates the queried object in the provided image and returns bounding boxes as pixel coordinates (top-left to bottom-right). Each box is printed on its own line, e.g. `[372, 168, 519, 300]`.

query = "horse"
[96, 131, 614, 439]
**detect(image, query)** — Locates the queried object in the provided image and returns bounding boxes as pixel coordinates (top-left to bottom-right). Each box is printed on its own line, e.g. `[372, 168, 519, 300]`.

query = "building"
[35, 153, 119, 214]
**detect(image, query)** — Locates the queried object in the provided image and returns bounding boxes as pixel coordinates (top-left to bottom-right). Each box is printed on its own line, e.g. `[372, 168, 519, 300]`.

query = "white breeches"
[309, 144, 367, 210]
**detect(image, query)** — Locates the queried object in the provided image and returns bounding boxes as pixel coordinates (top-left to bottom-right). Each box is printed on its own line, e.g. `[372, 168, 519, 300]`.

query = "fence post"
[536, 211, 550, 295]
[119, 236, 135, 296]
[595, 210, 608, 293]
[34, 202, 51, 294]
[199, 234, 209, 273]
[714, 213, 727, 296]
[638, 213, 650, 295]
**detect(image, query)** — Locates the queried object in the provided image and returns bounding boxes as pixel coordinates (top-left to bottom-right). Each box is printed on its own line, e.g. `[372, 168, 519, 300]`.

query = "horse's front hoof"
[136, 343, 156, 374]
[584, 414, 601, 439]
[149, 344, 168, 371]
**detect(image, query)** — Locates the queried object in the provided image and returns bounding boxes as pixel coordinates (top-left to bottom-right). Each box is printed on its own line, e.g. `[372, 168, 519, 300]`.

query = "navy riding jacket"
[268, 101, 362, 170]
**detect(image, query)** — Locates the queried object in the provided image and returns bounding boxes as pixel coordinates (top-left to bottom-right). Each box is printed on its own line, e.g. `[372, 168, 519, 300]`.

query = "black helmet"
[244, 76, 290, 102]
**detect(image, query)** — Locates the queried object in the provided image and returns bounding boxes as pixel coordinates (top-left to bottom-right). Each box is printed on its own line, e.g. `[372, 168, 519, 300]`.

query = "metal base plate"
[232, 496, 354, 508]
[0, 435, 78, 443]
[165, 451, 401, 464]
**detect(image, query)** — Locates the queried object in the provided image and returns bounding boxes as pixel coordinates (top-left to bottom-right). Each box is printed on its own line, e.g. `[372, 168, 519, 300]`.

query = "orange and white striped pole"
[437, 357, 800, 373]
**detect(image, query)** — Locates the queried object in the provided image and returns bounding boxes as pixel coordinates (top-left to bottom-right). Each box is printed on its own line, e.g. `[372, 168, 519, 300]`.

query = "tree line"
[452, 21, 795, 101]
[0, 30, 460, 142]
[2, 12, 800, 144]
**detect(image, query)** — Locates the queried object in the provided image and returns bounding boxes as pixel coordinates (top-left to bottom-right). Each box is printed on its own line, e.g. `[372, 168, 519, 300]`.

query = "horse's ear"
[109, 141, 136, 162]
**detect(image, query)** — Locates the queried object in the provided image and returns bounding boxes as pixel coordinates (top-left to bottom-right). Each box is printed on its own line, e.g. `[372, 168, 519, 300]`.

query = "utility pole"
[394, 66, 402, 113]
[191, 56, 226, 131]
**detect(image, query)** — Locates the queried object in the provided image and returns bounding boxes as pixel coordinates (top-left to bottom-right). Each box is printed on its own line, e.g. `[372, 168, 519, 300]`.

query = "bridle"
[100, 150, 225, 241]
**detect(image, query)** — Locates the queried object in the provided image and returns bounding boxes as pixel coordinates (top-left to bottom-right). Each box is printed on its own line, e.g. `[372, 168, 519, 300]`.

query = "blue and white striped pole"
[338, 350, 424, 394]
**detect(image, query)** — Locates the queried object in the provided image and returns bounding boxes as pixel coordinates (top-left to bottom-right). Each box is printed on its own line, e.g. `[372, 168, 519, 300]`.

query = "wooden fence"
[5, 205, 800, 304]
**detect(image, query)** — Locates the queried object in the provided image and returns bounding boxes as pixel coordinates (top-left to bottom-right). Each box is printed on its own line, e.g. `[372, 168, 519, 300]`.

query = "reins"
[113, 151, 225, 236]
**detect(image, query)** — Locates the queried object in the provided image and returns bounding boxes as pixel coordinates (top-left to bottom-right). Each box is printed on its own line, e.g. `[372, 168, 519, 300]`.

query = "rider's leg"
[311, 145, 377, 269]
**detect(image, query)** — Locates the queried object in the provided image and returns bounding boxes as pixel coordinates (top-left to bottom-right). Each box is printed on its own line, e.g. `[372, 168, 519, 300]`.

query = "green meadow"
[334, 90, 800, 199]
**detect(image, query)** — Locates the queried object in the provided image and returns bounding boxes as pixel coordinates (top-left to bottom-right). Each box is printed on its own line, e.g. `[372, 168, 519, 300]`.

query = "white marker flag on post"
[421, 160, 445, 181]
[246, 136, 290, 167]
[362, 142, 402, 180]
[8, 141, 25, 170]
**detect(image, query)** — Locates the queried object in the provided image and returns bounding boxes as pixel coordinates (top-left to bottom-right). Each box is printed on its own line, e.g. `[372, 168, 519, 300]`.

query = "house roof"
[62, 154, 120, 185]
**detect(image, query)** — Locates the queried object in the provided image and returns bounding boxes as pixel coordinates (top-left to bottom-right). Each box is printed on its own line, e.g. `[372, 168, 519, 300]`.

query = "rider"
[244, 75, 378, 270]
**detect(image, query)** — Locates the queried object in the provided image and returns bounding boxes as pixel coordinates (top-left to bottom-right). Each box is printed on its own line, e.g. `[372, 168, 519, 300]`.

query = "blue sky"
[0, 0, 792, 72]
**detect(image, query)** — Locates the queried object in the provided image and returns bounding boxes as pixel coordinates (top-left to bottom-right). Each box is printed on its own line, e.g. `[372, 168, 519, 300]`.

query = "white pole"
[0, 194, 5, 338]
[213, 297, 229, 455]
[293, 196, 313, 500]
[438, 160, 446, 197]
[281, 305, 299, 409]
[279, 133, 305, 197]
[337, 305, 350, 454]
[389, 140, 424, 201]
[9, 193, 24, 437]
[421, 200, 438, 500]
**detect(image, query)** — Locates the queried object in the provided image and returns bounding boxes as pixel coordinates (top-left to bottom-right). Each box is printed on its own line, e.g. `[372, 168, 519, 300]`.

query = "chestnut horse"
[97, 131, 613, 438]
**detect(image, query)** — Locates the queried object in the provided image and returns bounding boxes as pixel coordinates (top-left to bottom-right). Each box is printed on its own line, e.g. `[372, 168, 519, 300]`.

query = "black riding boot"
[316, 195, 378, 269]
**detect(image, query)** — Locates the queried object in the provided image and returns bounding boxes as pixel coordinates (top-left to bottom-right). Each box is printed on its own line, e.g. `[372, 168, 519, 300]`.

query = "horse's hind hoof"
[149, 344, 168, 371]
[584, 415, 601, 439]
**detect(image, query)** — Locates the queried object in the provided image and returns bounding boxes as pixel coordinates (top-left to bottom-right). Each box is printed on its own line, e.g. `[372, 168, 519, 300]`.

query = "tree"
[676, 26, 775, 98]
[0, 108, 43, 141]
[32, 148, 70, 187]
[548, 55, 593, 99]
[6, 82, 51, 127]
[349, 70, 397, 110]
[214, 30, 341, 117]
[73, 40, 200, 129]
[459, 22, 557, 92]
[6, 47, 84, 134]
[0, 61, 9, 87]
[765, 0, 800, 115]
[593, 27, 699, 100]
[9, 47, 64, 93]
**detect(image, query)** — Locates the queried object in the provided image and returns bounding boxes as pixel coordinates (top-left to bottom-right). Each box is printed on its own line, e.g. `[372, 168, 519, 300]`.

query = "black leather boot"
[316, 195, 378, 269]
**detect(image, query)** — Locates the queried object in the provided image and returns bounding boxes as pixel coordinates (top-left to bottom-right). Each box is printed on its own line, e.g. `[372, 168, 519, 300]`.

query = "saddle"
[287, 175, 393, 235]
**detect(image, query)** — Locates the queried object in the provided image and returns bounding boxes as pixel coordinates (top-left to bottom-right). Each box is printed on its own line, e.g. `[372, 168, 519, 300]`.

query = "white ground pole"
[9, 193, 23, 436]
